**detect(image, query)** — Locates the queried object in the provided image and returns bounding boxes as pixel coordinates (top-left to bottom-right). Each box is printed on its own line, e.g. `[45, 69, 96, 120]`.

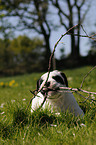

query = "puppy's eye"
[52, 75, 64, 85]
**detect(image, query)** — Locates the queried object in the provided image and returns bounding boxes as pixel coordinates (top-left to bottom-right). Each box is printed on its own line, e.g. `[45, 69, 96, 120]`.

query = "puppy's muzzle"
[40, 81, 60, 96]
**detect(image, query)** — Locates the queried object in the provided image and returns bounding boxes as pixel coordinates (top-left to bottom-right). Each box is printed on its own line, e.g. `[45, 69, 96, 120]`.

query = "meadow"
[0, 66, 96, 145]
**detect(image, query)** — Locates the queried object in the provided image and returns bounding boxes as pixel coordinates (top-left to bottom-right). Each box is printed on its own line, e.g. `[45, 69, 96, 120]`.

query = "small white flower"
[73, 133, 75, 137]
[50, 124, 57, 127]
[55, 113, 60, 116]
[0, 103, 5, 108]
[22, 98, 26, 101]
[92, 96, 95, 99]
[1, 111, 5, 115]
[80, 123, 86, 127]
[11, 100, 15, 103]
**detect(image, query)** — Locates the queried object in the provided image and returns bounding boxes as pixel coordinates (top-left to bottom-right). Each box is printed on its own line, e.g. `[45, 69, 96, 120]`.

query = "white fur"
[31, 70, 84, 117]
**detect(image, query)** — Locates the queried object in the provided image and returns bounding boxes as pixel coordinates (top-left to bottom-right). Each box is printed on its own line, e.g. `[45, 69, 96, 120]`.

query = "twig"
[81, 24, 89, 37]
[36, 94, 48, 111]
[67, 33, 96, 41]
[80, 66, 96, 89]
[48, 24, 79, 72]
[26, 90, 36, 111]
[75, 91, 88, 100]
[81, 25, 96, 41]
[75, 91, 96, 103]
[79, 94, 91, 103]
[59, 86, 96, 96]
[26, 96, 35, 111]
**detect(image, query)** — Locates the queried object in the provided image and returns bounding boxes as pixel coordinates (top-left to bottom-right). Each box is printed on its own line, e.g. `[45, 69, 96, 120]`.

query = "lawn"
[0, 66, 96, 145]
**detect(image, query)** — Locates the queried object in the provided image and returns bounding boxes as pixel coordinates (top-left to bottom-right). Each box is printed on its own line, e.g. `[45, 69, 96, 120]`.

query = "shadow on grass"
[0, 122, 17, 139]
[13, 108, 29, 127]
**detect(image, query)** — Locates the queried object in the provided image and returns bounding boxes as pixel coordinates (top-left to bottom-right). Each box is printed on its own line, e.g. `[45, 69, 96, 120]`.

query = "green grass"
[0, 66, 96, 145]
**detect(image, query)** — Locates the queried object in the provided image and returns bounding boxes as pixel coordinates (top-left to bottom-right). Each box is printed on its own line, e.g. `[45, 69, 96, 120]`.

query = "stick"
[59, 86, 96, 96]
[80, 66, 96, 89]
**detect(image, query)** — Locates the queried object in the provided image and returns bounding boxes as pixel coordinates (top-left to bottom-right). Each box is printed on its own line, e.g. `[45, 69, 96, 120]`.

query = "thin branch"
[75, 91, 88, 100]
[67, 33, 96, 41]
[80, 66, 96, 89]
[36, 94, 48, 111]
[80, 24, 96, 41]
[75, 91, 96, 103]
[79, 94, 91, 103]
[59, 87, 96, 96]
[48, 24, 79, 72]
[26, 90, 36, 111]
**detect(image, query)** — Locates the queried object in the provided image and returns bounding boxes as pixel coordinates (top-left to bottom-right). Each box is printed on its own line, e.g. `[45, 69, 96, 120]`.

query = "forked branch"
[28, 24, 96, 111]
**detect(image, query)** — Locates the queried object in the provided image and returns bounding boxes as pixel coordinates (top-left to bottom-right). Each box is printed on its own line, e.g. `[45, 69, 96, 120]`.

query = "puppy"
[31, 70, 84, 117]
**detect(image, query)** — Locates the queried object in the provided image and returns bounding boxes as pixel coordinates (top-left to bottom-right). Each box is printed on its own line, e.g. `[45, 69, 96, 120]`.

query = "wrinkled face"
[37, 70, 68, 97]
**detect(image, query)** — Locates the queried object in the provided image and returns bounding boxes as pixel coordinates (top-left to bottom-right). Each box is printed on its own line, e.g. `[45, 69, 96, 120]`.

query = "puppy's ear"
[60, 72, 68, 87]
[37, 78, 43, 90]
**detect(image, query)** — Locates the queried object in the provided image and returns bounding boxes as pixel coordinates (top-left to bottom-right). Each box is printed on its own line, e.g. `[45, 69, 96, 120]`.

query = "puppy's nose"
[45, 81, 50, 87]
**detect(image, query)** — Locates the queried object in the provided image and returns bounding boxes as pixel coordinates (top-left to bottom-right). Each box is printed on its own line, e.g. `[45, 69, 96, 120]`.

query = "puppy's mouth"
[40, 87, 60, 96]
[39, 81, 65, 98]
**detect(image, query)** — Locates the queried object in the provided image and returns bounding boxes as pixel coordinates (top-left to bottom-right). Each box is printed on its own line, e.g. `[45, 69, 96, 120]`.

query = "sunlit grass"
[0, 66, 96, 144]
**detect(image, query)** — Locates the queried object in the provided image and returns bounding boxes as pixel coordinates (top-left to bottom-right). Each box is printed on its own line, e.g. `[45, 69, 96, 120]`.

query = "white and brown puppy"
[31, 70, 84, 117]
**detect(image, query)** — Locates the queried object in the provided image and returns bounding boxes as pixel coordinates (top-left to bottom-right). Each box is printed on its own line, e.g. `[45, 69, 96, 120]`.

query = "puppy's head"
[37, 70, 68, 97]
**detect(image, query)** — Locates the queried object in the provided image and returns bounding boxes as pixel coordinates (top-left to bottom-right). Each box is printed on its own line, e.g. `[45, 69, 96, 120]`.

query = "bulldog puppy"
[31, 70, 84, 117]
